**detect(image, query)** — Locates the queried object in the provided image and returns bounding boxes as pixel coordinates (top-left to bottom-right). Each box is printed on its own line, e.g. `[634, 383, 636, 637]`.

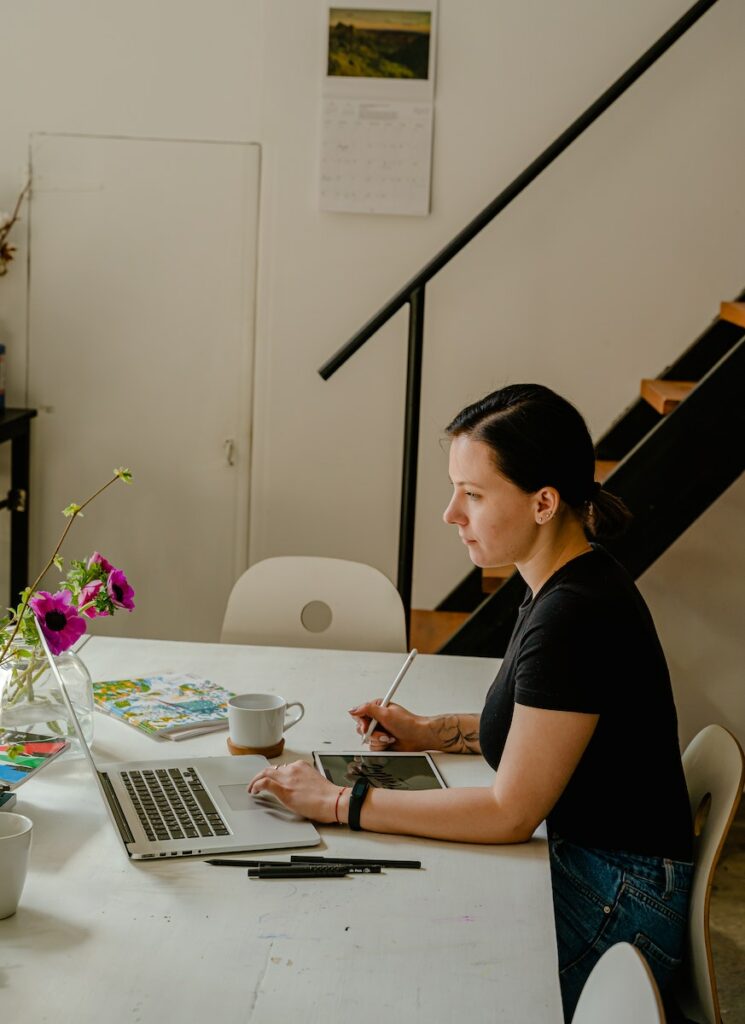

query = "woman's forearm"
[424, 713, 482, 754]
[339, 785, 532, 844]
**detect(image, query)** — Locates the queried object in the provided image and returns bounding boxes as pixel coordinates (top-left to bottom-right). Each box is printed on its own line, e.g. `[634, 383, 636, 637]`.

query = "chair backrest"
[220, 556, 407, 653]
[571, 942, 666, 1024]
[675, 724, 745, 1024]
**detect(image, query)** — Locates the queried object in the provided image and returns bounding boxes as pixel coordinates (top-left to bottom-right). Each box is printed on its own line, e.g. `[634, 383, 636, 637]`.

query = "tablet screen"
[313, 752, 446, 791]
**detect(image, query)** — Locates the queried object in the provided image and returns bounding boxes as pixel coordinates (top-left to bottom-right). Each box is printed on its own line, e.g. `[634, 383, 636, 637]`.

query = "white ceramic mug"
[0, 812, 33, 919]
[228, 694, 305, 749]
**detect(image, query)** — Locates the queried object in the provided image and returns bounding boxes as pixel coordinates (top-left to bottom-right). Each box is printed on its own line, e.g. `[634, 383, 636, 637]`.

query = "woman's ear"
[534, 487, 560, 525]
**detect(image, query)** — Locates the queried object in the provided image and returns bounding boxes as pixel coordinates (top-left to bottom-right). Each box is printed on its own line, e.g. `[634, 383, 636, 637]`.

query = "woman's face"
[443, 434, 539, 568]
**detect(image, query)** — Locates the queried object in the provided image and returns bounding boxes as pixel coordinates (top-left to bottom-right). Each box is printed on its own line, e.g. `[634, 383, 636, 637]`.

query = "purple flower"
[87, 551, 115, 574]
[29, 590, 87, 655]
[79, 579, 109, 618]
[107, 569, 135, 611]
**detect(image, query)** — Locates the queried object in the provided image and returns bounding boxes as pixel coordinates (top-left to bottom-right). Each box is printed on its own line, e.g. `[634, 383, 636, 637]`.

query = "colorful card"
[0, 731, 70, 791]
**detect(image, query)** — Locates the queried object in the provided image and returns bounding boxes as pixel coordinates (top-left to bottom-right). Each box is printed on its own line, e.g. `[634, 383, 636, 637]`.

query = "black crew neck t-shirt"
[479, 546, 693, 861]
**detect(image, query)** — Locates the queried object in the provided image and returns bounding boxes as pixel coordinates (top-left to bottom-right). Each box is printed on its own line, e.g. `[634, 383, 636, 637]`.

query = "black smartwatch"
[348, 777, 371, 831]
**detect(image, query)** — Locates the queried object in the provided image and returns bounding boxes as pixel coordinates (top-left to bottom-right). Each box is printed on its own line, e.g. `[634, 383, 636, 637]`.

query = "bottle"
[0, 344, 5, 414]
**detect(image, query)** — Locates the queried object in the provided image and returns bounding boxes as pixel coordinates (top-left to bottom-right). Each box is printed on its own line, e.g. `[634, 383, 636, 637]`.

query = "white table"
[1, 638, 562, 1023]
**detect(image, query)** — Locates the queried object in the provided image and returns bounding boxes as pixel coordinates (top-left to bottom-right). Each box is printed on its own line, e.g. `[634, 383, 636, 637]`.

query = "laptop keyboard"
[121, 767, 230, 843]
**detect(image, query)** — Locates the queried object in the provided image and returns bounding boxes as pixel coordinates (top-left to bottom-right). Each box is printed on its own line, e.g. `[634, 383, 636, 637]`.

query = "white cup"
[0, 812, 33, 919]
[228, 693, 305, 749]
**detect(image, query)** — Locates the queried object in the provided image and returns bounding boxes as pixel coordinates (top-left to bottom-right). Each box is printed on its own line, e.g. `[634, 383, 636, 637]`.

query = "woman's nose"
[443, 497, 464, 525]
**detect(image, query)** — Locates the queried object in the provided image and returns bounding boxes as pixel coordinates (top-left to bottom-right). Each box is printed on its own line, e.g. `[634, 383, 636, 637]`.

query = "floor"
[711, 797, 745, 1023]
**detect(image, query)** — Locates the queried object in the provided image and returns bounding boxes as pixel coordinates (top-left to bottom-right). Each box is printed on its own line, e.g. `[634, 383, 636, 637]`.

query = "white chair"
[572, 942, 666, 1024]
[675, 724, 745, 1024]
[220, 556, 407, 653]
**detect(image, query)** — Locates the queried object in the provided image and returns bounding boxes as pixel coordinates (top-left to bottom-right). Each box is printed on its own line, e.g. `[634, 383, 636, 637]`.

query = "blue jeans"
[549, 837, 693, 1022]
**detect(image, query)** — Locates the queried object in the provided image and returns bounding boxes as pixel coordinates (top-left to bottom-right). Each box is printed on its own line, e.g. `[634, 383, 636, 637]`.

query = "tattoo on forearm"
[433, 715, 481, 754]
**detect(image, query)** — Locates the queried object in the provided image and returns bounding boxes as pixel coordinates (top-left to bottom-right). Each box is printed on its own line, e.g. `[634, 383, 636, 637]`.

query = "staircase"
[427, 296, 745, 657]
[318, 0, 735, 654]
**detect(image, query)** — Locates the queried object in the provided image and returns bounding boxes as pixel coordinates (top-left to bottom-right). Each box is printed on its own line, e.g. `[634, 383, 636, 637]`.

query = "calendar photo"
[328, 8, 432, 80]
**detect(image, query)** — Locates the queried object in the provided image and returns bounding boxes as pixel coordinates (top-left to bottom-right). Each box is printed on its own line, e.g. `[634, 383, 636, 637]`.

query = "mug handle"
[284, 701, 305, 731]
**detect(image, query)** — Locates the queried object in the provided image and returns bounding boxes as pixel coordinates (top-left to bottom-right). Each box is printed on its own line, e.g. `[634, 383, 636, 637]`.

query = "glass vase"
[0, 641, 94, 753]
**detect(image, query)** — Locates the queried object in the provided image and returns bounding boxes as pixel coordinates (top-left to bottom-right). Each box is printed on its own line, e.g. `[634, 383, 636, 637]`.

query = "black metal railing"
[318, 0, 720, 622]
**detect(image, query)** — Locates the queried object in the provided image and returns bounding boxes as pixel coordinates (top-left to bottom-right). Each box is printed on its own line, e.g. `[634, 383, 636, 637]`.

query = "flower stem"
[0, 181, 30, 249]
[3, 650, 45, 706]
[0, 472, 126, 665]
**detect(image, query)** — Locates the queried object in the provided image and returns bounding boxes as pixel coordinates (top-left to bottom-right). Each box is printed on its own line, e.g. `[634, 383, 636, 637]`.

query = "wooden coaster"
[227, 736, 285, 758]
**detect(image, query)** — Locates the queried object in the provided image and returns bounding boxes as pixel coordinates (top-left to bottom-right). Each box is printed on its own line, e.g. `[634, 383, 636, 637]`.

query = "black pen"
[291, 855, 421, 869]
[247, 865, 350, 879]
[206, 858, 297, 867]
[206, 859, 381, 873]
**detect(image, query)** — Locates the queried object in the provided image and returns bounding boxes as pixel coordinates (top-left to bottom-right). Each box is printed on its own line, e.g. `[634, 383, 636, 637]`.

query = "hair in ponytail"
[446, 384, 632, 540]
[581, 484, 632, 540]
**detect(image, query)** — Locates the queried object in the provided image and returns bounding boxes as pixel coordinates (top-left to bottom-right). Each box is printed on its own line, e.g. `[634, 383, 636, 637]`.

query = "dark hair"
[445, 384, 631, 539]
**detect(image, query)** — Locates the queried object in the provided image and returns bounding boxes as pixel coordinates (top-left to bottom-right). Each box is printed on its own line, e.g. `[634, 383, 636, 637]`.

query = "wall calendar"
[319, 3, 437, 216]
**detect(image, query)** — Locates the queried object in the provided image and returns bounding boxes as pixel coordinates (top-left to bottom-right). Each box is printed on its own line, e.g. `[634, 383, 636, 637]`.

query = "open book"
[92, 673, 234, 741]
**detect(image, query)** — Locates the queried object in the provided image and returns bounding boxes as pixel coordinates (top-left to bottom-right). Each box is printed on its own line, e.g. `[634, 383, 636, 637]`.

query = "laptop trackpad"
[220, 784, 285, 812]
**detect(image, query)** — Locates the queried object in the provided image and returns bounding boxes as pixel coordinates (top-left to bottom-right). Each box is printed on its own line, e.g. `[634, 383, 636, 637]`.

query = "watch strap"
[348, 778, 371, 831]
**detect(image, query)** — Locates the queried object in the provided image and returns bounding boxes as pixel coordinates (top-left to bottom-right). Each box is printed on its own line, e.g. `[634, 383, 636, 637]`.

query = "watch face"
[352, 778, 370, 797]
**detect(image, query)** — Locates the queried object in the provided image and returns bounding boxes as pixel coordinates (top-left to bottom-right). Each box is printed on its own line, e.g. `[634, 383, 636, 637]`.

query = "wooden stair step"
[410, 609, 469, 654]
[640, 379, 695, 415]
[595, 459, 618, 483]
[482, 564, 515, 593]
[720, 301, 745, 330]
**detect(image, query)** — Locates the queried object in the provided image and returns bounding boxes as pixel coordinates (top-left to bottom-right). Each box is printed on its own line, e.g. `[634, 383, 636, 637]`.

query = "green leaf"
[20, 618, 40, 646]
[53, 555, 64, 571]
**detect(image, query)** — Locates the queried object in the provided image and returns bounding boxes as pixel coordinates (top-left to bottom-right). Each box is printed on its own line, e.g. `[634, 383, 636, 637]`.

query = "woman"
[249, 384, 693, 1020]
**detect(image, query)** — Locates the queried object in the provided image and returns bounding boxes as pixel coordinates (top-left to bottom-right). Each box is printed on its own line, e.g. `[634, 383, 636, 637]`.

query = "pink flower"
[87, 551, 115, 573]
[29, 590, 87, 655]
[79, 579, 109, 618]
[107, 569, 135, 611]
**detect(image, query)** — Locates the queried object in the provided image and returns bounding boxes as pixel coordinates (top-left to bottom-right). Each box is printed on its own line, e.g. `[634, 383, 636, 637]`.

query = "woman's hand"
[348, 700, 432, 751]
[350, 704, 483, 754]
[247, 761, 342, 823]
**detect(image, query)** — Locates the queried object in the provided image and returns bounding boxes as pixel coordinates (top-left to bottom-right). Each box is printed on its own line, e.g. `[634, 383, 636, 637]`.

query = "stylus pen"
[247, 866, 350, 879]
[291, 855, 421, 869]
[207, 859, 381, 873]
[206, 858, 299, 867]
[363, 648, 418, 743]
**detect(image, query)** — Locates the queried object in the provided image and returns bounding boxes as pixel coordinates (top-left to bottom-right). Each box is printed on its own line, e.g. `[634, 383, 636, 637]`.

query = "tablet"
[313, 750, 447, 791]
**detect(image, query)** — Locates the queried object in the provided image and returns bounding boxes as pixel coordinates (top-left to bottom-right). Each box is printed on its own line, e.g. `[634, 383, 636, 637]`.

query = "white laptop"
[37, 626, 320, 860]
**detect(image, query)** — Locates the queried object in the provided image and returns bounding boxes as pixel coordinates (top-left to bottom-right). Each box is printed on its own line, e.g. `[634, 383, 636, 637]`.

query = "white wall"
[1, 0, 744, 745]
[0, 0, 265, 602]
